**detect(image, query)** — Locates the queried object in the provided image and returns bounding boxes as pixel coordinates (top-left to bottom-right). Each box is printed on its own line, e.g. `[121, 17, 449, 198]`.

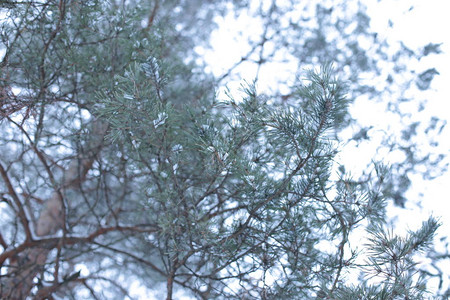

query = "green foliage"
[95, 60, 439, 299]
[0, 0, 446, 299]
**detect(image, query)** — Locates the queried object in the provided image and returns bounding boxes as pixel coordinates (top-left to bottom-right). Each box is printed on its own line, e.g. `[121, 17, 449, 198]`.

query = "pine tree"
[0, 0, 444, 299]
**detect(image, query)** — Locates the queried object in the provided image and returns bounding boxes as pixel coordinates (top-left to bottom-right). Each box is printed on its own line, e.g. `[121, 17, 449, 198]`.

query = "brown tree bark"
[0, 119, 108, 299]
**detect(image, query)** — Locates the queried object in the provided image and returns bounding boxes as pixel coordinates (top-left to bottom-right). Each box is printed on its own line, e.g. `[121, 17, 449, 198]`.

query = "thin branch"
[0, 162, 33, 241]
[0, 224, 158, 266]
[146, 0, 159, 30]
[0, 231, 8, 250]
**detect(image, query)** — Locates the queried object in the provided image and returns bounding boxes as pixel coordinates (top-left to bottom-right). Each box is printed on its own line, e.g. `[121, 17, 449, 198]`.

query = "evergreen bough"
[0, 1, 442, 299]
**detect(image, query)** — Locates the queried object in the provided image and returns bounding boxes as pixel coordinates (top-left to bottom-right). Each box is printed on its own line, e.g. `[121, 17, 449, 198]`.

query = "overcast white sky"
[364, 0, 450, 232]
[383, 1, 450, 291]
[203, 0, 450, 226]
[195, 0, 450, 297]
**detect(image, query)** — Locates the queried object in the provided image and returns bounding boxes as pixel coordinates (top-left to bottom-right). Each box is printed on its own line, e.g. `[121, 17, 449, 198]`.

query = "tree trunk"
[0, 119, 108, 299]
